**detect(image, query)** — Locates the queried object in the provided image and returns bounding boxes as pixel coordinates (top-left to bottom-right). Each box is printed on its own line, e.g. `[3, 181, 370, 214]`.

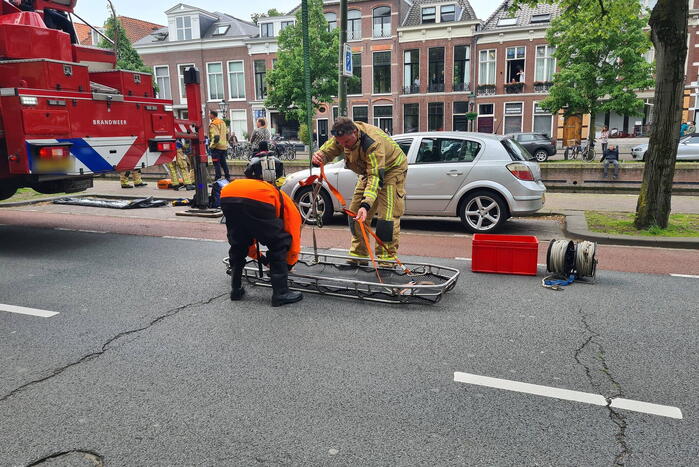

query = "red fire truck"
[0, 0, 179, 201]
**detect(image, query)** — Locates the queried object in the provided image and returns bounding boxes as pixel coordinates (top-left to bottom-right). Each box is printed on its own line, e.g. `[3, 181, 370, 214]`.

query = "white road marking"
[453, 372, 682, 420]
[454, 257, 471, 261]
[162, 236, 225, 243]
[77, 229, 107, 234]
[54, 227, 76, 231]
[0, 304, 59, 318]
[670, 274, 699, 279]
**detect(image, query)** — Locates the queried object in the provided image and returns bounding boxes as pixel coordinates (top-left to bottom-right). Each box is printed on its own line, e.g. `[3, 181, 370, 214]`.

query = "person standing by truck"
[208, 110, 230, 181]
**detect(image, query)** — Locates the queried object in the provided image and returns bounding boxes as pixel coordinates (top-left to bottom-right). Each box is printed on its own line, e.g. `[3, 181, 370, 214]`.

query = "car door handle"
[446, 170, 463, 176]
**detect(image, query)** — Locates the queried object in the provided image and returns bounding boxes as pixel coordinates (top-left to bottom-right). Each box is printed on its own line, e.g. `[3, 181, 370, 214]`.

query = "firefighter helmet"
[244, 155, 284, 184]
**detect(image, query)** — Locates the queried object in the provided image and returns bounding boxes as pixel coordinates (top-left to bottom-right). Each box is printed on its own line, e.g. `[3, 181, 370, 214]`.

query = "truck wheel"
[0, 183, 18, 201]
[533, 149, 549, 162]
[459, 190, 508, 233]
[294, 186, 333, 225]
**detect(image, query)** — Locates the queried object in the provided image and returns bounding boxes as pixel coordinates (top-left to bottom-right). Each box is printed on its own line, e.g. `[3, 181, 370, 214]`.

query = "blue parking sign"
[343, 44, 352, 77]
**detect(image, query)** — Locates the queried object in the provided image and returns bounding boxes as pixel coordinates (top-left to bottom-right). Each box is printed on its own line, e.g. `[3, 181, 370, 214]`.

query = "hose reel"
[544, 239, 598, 290]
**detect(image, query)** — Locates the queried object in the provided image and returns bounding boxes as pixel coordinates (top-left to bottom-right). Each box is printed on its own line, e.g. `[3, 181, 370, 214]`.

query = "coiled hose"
[544, 239, 597, 290]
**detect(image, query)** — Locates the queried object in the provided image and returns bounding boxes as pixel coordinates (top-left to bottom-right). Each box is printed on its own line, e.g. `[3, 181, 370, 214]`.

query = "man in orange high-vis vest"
[220, 156, 303, 307]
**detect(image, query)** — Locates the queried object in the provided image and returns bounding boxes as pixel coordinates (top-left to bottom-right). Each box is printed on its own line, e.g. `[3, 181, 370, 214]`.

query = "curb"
[562, 210, 699, 250]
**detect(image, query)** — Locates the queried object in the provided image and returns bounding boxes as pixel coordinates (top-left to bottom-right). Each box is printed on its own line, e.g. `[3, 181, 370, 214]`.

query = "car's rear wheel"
[459, 190, 508, 233]
[533, 149, 549, 162]
[294, 186, 334, 225]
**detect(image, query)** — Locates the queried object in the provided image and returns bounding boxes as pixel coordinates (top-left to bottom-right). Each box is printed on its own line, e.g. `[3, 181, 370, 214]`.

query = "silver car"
[631, 135, 699, 161]
[282, 132, 546, 233]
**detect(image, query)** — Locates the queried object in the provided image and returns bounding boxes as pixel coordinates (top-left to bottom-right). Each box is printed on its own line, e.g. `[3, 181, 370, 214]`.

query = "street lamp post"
[219, 100, 229, 119]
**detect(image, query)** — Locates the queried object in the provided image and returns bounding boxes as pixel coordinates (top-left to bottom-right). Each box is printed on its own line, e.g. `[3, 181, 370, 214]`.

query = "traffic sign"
[342, 44, 352, 77]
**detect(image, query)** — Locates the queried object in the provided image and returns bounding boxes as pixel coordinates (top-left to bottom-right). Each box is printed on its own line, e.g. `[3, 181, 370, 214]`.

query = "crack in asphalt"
[27, 449, 104, 466]
[574, 309, 630, 466]
[0, 293, 227, 404]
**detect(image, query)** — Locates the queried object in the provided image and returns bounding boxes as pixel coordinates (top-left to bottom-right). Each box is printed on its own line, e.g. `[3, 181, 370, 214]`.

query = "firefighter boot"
[230, 260, 245, 301]
[270, 273, 302, 307]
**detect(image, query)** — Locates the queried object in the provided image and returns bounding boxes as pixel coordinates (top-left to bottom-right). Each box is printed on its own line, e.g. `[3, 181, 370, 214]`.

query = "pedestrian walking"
[600, 144, 620, 180]
[599, 125, 609, 154]
[312, 117, 408, 267]
[208, 110, 230, 181]
[220, 155, 303, 307]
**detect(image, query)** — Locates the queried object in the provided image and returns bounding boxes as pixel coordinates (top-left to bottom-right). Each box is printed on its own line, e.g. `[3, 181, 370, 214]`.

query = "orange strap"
[356, 220, 383, 283]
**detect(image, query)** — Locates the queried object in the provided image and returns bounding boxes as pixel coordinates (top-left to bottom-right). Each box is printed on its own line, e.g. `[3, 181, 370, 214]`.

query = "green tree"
[533, 0, 653, 153]
[264, 0, 338, 126]
[98, 15, 151, 73]
[251, 8, 284, 25]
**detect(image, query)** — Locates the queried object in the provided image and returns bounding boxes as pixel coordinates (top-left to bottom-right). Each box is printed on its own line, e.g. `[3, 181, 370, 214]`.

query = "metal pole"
[338, 0, 348, 117]
[184, 67, 210, 210]
[302, 0, 313, 169]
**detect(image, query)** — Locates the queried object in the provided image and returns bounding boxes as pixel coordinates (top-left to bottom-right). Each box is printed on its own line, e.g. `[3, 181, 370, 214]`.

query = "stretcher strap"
[300, 163, 412, 276]
[356, 219, 383, 283]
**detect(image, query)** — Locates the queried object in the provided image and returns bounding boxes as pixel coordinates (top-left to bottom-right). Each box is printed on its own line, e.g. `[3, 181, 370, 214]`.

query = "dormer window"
[212, 25, 229, 36]
[421, 7, 436, 24]
[497, 17, 517, 27]
[440, 4, 456, 22]
[530, 14, 551, 23]
[280, 20, 295, 30]
[176, 16, 192, 41]
[260, 22, 274, 37]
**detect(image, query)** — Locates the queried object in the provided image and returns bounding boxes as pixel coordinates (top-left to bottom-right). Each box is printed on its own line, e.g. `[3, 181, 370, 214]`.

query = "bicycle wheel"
[584, 148, 595, 162]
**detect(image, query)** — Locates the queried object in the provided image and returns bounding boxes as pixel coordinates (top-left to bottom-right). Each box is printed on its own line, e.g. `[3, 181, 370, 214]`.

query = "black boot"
[270, 273, 302, 307]
[230, 261, 245, 301]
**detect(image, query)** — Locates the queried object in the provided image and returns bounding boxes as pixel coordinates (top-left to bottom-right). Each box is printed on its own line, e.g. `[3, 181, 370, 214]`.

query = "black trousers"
[211, 148, 230, 179]
[222, 200, 291, 278]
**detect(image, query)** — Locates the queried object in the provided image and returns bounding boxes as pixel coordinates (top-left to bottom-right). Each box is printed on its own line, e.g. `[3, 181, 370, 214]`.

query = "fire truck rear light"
[38, 147, 70, 159]
[20, 96, 38, 105]
[506, 163, 535, 181]
[156, 142, 173, 151]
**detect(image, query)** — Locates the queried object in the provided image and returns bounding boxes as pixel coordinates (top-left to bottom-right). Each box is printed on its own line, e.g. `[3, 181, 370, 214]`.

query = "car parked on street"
[631, 134, 699, 161]
[505, 132, 557, 162]
[282, 132, 546, 233]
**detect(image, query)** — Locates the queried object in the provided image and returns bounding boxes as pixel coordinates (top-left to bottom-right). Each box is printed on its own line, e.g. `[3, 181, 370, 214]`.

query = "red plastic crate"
[471, 234, 539, 276]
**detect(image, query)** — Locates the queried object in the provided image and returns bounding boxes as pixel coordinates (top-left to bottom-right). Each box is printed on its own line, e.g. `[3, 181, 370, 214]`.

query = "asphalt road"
[1, 226, 697, 466]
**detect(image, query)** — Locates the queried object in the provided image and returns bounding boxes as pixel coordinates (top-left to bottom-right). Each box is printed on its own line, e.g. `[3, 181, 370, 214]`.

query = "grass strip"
[585, 211, 699, 237]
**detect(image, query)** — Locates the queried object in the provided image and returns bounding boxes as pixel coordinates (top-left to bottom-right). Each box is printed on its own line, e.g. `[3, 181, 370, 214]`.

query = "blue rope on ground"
[544, 274, 577, 287]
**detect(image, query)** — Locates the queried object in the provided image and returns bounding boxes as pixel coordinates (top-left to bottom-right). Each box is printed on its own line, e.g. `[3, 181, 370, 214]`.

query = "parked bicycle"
[564, 139, 595, 161]
[228, 141, 254, 160]
[271, 135, 297, 161]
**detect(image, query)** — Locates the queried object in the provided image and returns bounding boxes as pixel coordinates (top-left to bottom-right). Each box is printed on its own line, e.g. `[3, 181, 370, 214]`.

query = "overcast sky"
[74, 1, 499, 27]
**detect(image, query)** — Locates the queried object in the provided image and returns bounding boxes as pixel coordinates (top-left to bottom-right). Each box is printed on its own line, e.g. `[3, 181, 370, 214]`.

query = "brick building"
[132, 1, 697, 145]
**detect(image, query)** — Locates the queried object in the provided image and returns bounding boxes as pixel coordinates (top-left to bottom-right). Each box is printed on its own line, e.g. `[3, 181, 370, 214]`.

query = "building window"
[373, 51, 391, 94]
[260, 22, 274, 37]
[324, 12, 337, 32]
[227, 61, 245, 99]
[422, 7, 436, 24]
[332, 106, 338, 122]
[348, 53, 362, 95]
[373, 105, 393, 135]
[441, 4, 456, 22]
[428, 102, 444, 131]
[479, 49, 496, 85]
[428, 47, 445, 92]
[175, 16, 192, 41]
[453, 45, 470, 91]
[497, 17, 517, 27]
[230, 109, 247, 139]
[348, 10, 361, 40]
[178, 63, 194, 100]
[353, 105, 368, 123]
[453, 101, 469, 131]
[403, 49, 419, 94]
[404, 103, 419, 133]
[212, 25, 229, 36]
[530, 13, 551, 23]
[281, 20, 295, 30]
[207, 62, 224, 101]
[154, 66, 171, 100]
[504, 102, 523, 133]
[535, 45, 556, 82]
[506, 46, 525, 83]
[373, 7, 391, 38]
[254, 60, 267, 100]
[533, 103, 553, 136]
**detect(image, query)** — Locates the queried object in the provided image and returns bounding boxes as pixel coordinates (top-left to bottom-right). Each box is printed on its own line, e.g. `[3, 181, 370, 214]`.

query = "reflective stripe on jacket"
[209, 118, 229, 150]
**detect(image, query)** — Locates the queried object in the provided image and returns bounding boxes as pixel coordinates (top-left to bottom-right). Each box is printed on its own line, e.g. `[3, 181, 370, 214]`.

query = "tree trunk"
[634, 0, 688, 229]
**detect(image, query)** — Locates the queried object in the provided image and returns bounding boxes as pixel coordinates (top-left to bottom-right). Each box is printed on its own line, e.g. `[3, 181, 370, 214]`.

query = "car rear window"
[501, 138, 531, 161]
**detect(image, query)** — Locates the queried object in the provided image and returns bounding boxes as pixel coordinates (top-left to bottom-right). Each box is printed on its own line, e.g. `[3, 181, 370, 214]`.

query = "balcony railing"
[372, 27, 391, 39]
[453, 82, 470, 92]
[428, 82, 445, 93]
[534, 81, 554, 93]
[476, 84, 496, 96]
[505, 82, 525, 94]
[403, 84, 420, 94]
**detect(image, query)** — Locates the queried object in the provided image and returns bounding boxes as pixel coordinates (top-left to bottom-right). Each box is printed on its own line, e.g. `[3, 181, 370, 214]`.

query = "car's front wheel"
[294, 186, 334, 225]
[533, 149, 549, 162]
[459, 190, 508, 233]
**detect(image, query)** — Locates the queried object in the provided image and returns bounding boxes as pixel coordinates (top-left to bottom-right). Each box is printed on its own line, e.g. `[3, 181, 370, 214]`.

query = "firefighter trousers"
[166, 149, 193, 185]
[119, 169, 143, 187]
[222, 201, 292, 282]
[348, 170, 406, 261]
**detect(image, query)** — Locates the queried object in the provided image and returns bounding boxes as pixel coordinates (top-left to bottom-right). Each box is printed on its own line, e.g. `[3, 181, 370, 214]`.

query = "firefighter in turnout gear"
[166, 141, 194, 190]
[312, 117, 408, 265]
[220, 155, 303, 307]
[119, 169, 146, 188]
[208, 110, 230, 181]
